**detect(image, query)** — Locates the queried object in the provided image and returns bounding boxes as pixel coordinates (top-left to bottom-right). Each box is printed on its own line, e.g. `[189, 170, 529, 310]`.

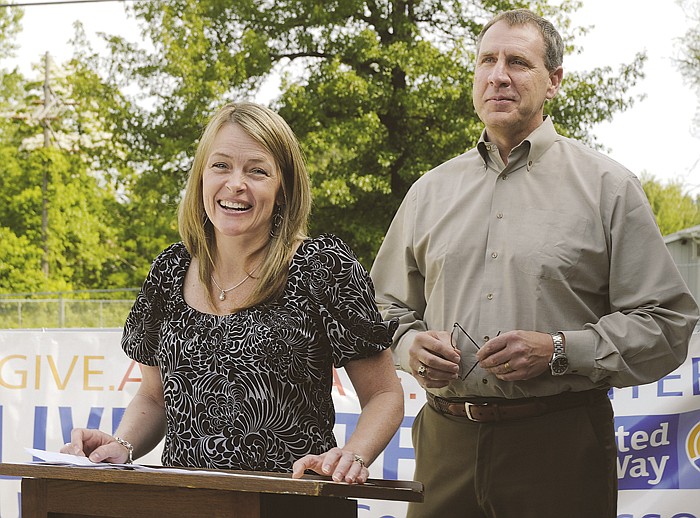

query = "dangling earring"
[270, 206, 284, 238]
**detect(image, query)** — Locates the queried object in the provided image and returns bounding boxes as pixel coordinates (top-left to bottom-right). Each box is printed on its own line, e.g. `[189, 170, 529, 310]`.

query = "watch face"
[551, 356, 568, 375]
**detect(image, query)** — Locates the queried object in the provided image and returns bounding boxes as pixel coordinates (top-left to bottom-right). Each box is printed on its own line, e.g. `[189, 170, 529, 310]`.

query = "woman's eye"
[212, 162, 227, 170]
[251, 168, 269, 176]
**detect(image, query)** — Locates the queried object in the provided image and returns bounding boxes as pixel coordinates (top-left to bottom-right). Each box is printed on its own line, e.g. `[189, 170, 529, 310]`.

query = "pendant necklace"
[211, 265, 259, 301]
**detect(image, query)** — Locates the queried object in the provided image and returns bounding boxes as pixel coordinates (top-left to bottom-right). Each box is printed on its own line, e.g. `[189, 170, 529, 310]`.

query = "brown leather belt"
[425, 389, 608, 423]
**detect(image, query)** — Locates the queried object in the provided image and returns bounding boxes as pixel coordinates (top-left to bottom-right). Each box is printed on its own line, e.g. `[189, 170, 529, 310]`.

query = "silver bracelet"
[113, 436, 134, 464]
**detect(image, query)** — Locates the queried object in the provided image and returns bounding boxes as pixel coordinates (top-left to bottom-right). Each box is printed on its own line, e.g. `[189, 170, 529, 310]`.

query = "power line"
[0, 0, 138, 7]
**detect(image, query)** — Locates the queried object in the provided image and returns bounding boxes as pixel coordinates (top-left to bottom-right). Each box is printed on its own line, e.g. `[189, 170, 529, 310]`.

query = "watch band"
[548, 332, 568, 376]
[550, 332, 564, 355]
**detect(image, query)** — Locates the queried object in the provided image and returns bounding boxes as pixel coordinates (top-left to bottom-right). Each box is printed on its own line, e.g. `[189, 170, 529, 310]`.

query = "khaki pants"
[407, 395, 617, 518]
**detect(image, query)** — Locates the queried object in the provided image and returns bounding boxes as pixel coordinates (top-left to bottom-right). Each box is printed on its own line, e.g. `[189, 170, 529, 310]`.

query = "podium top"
[0, 462, 424, 503]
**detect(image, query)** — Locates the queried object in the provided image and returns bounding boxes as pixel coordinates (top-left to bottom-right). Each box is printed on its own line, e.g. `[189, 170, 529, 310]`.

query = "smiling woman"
[202, 124, 282, 262]
[178, 102, 311, 313]
[59, 100, 405, 488]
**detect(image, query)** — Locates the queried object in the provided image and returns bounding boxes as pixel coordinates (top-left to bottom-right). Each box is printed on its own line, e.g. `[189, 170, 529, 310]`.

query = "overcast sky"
[3, 0, 699, 193]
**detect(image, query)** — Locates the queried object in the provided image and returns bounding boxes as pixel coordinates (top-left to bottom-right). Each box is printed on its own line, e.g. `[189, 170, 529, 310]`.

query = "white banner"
[1, 329, 699, 518]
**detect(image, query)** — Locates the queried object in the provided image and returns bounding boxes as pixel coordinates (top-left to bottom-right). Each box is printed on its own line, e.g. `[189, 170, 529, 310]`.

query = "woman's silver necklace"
[211, 266, 258, 301]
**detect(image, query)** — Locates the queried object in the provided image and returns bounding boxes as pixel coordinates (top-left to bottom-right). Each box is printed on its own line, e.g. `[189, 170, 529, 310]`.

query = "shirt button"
[496, 212, 503, 219]
[483, 336, 490, 341]
[482, 378, 488, 384]
[491, 252, 498, 259]
[500, 174, 508, 180]
[486, 293, 493, 300]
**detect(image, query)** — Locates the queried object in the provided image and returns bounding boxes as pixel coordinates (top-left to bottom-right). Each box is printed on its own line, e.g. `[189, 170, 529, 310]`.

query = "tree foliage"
[0, 3, 21, 60]
[83, 0, 646, 266]
[0, 143, 119, 291]
[642, 175, 700, 236]
[0, 19, 126, 293]
[0, 4, 24, 140]
[0, 0, 669, 293]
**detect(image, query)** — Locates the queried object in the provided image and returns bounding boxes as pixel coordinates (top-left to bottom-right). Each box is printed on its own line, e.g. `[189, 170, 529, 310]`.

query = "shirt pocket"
[513, 209, 589, 280]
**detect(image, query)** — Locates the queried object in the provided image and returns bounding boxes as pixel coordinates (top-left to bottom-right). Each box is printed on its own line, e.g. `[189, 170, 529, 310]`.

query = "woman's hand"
[292, 447, 369, 484]
[292, 350, 402, 485]
[60, 428, 131, 464]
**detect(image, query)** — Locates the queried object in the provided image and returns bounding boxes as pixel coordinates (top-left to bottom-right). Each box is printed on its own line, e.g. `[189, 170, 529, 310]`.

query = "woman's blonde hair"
[178, 101, 312, 309]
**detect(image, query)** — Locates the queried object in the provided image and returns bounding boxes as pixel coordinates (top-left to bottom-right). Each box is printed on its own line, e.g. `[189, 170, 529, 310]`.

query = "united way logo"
[686, 420, 700, 473]
[615, 412, 700, 490]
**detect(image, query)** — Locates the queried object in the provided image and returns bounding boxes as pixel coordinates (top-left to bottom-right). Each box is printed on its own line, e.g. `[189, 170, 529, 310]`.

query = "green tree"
[0, 4, 25, 141]
[0, 40, 125, 292]
[7, 23, 187, 288]
[642, 175, 700, 235]
[0, 3, 21, 60]
[0, 228, 47, 293]
[0, 144, 118, 291]
[1, 19, 176, 293]
[65, 24, 177, 286]
[70, 0, 644, 268]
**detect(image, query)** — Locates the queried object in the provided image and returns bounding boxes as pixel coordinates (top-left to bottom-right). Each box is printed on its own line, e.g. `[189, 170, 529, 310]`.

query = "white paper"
[22, 448, 290, 479]
[24, 448, 131, 468]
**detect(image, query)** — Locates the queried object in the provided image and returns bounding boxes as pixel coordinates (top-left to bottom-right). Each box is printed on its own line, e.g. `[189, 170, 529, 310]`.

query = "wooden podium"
[0, 462, 423, 518]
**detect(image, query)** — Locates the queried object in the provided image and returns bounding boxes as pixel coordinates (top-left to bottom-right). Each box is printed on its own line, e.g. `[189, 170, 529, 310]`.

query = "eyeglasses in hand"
[450, 323, 500, 380]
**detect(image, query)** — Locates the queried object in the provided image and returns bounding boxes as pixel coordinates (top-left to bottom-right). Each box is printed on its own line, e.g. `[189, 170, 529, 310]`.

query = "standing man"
[371, 8, 699, 518]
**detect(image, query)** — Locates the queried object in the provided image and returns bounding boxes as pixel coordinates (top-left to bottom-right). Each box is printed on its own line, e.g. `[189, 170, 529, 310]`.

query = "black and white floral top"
[121, 234, 397, 472]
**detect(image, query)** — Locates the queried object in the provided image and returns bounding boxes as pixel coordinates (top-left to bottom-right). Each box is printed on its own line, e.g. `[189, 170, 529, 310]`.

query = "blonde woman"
[62, 101, 403, 484]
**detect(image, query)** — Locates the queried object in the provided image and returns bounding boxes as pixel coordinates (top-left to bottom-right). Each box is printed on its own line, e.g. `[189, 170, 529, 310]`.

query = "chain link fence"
[0, 289, 139, 329]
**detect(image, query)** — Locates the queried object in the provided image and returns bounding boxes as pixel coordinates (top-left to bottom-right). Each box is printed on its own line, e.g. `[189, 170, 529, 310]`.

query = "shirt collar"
[476, 116, 559, 172]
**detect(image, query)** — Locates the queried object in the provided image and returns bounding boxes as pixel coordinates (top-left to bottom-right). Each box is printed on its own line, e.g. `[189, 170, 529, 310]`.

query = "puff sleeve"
[304, 235, 398, 368]
[121, 243, 185, 366]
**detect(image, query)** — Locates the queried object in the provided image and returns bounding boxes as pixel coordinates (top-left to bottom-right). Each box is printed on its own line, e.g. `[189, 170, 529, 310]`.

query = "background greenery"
[0, 0, 699, 301]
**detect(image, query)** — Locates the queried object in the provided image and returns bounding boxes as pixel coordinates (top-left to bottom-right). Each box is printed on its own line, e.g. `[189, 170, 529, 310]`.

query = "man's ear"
[547, 66, 564, 100]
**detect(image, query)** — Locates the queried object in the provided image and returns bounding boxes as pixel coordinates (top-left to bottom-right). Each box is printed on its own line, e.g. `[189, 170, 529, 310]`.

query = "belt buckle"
[464, 402, 488, 421]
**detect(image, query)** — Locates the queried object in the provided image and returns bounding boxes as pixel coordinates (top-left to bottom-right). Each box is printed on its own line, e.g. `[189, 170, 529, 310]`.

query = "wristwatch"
[548, 332, 568, 376]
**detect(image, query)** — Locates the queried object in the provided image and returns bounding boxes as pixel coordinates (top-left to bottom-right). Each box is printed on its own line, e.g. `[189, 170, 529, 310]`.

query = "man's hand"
[409, 330, 461, 388]
[476, 330, 553, 381]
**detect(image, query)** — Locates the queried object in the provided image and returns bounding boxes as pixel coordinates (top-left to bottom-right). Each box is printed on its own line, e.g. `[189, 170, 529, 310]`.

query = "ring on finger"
[353, 454, 365, 467]
[503, 361, 512, 373]
[417, 364, 427, 378]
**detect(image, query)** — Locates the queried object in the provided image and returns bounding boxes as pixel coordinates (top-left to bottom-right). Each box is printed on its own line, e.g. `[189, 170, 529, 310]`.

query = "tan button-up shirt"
[370, 117, 699, 399]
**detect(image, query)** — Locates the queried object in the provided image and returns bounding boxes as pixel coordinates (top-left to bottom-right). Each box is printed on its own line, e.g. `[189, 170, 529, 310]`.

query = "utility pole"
[41, 51, 50, 277]
[4, 52, 69, 278]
